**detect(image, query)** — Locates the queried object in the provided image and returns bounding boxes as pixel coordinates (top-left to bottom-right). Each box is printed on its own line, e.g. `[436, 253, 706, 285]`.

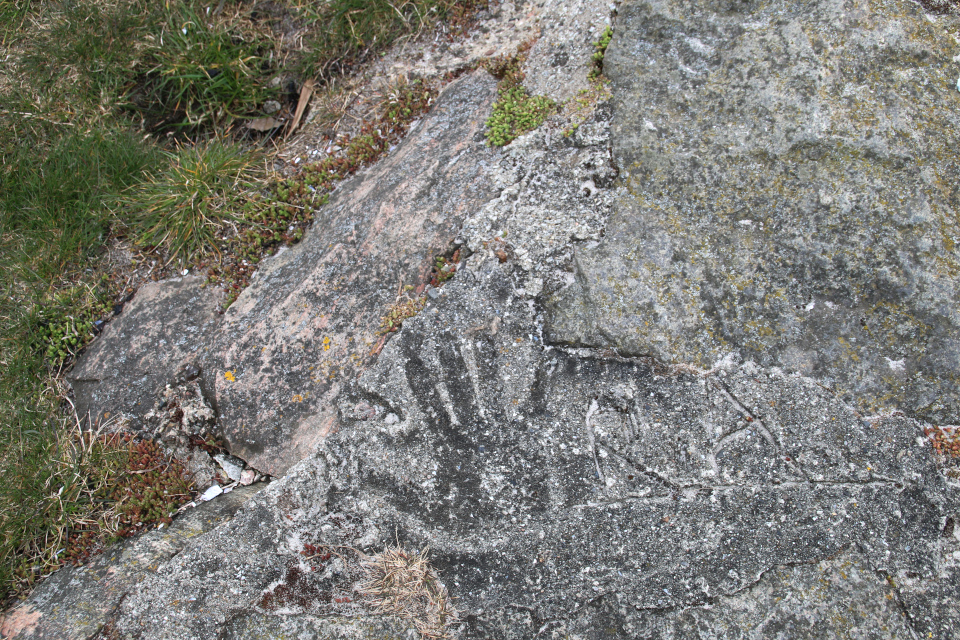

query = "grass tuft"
[120, 139, 261, 265]
[0, 0, 31, 46]
[297, 0, 487, 80]
[17, 0, 154, 102]
[130, 2, 279, 131]
[0, 125, 164, 279]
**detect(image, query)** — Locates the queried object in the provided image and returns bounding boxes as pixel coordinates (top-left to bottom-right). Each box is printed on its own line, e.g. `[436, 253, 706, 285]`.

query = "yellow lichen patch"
[836, 336, 860, 363]
[224, 370, 236, 382]
[322, 336, 332, 351]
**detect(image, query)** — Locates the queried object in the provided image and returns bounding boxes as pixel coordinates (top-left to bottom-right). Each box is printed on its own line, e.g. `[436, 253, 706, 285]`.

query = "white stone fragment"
[884, 357, 906, 372]
[199, 485, 223, 502]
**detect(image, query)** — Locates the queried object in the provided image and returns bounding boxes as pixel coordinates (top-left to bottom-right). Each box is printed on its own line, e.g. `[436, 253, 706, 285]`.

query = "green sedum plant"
[30, 282, 113, 368]
[485, 87, 555, 147]
[588, 26, 613, 80]
[483, 41, 557, 146]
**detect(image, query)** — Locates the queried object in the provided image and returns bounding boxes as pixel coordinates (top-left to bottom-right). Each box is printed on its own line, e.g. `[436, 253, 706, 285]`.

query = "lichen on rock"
[547, 0, 960, 424]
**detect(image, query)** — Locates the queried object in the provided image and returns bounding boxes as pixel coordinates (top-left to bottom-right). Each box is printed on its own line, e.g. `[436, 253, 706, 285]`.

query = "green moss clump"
[483, 42, 557, 146]
[485, 87, 556, 147]
[589, 26, 613, 80]
[30, 282, 113, 368]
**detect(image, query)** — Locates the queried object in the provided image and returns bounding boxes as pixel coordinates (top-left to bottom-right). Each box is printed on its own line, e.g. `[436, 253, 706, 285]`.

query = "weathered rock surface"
[524, 0, 617, 103]
[323, 256, 959, 637]
[63, 254, 960, 639]
[547, 0, 960, 424]
[203, 71, 500, 477]
[0, 484, 263, 640]
[69, 276, 223, 429]
[29, 0, 960, 638]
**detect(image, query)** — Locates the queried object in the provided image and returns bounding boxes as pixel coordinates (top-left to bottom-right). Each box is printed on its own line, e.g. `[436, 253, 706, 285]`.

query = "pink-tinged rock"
[239, 468, 257, 486]
[69, 276, 223, 430]
[205, 71, 500, 476]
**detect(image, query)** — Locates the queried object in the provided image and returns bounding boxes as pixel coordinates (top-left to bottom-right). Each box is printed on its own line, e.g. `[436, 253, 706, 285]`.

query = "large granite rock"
[68, 276, 223, 428]
[26, 1, 960, 638]
[0, 484, 263, 640]
[547, 0, 960, 424]
[203, 71, 500, 476]
[69, 253, 960, 639]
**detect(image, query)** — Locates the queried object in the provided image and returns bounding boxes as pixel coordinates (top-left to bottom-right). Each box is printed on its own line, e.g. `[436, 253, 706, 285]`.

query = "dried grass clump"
[359, 545, 459, 639]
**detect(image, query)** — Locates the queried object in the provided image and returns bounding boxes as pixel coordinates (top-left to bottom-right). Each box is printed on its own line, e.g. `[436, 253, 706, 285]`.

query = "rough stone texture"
[98, 456, 391, 639]
[546, 0, 960, 424]
[22, 1, 960, 638]
[326, 261, 959, 638]
[69, 255, 960, 639]
[68, 276, 223, 429]
[523, 0, 617, 103]
[580, 549, 921, 638]
[0, 484, 264, 640]
[216, 614, 417, 639]
[203, 71, 500, 477]
[142, 379, 223, 490]
[458, 111, 617, 271]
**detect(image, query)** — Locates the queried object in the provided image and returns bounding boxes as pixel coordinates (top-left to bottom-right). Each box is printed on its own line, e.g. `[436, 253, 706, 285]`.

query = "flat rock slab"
[90, 257, 960, 639]
[330, 262, 960, 637]
[547, 0, 960, 424]
[69, 275, 223, 429]
[0, 484, 264, 640]
[204, 71, 500, 476]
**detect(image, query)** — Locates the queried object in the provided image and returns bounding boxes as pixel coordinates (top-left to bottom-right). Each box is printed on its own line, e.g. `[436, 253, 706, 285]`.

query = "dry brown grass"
[359, 545, 459, 639]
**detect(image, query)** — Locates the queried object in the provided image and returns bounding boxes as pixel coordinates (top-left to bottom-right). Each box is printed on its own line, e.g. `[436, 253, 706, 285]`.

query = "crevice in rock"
[142, 374, 267, 493]
[871, 567, 924, 639]
[90, 593, 129, 640]
[571, 478, 906, 510]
